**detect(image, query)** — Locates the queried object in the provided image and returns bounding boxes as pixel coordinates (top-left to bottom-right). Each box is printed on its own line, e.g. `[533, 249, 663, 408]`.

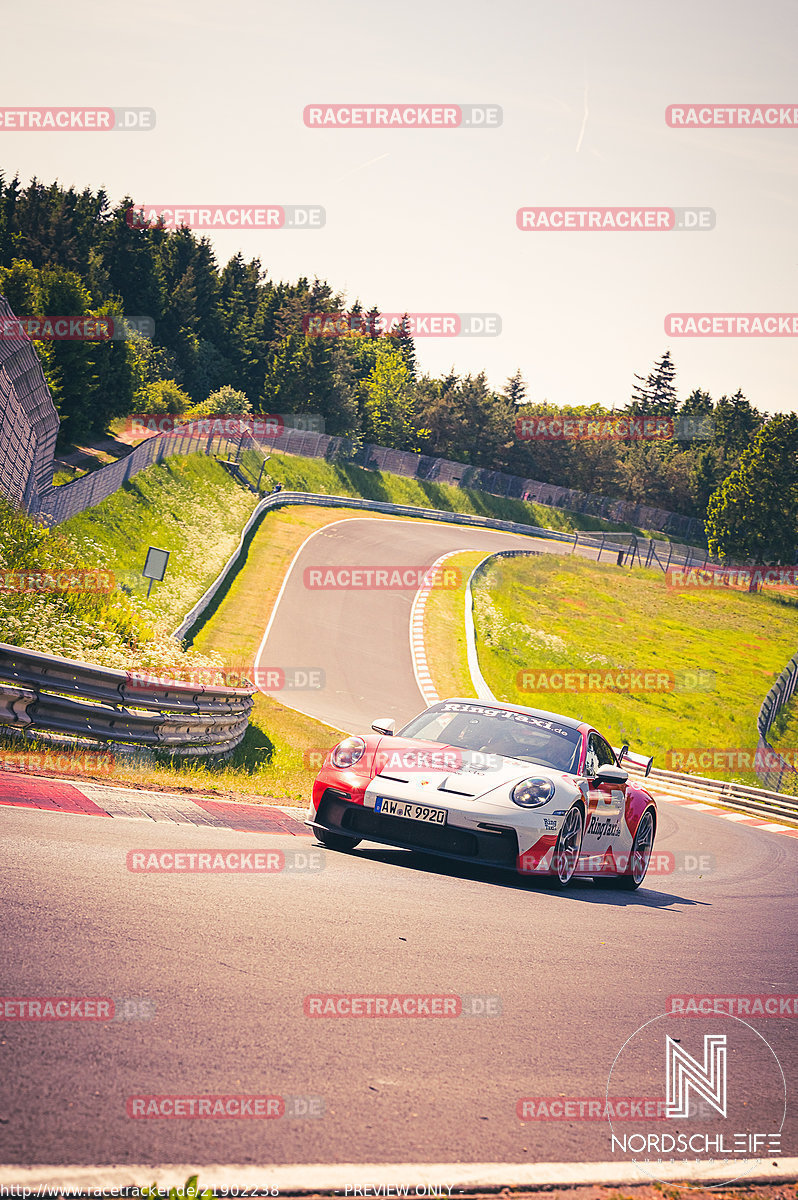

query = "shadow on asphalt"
[318, 840, 709, 908]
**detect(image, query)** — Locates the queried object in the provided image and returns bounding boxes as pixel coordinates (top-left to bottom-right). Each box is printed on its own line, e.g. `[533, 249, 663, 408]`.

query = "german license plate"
[374, 797, 447, 825]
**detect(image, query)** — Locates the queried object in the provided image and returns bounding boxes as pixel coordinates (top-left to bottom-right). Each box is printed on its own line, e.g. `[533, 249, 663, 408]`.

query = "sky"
[2, 0, 797, 415]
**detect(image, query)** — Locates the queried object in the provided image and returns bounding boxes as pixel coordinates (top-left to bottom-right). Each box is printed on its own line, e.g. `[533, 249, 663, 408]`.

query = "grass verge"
[422, 550, 485, 700]
[60, 454, 260, 635]
[468, 554, 798, 787]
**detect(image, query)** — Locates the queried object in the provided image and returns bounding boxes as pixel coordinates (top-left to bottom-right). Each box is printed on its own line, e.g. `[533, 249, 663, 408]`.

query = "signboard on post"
[143, 546, 170, 599]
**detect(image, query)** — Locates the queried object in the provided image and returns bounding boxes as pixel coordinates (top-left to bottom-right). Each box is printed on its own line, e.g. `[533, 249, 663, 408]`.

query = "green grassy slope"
[239, 448, 684, 539]
[472, 554, 795, 785]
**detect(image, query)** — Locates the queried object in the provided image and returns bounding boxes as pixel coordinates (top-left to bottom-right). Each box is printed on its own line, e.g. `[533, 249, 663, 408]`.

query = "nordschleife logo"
[606, 1012, 787, 1189]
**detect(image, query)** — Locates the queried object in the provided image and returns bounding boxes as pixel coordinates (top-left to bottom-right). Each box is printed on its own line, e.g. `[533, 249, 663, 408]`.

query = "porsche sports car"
[307, 698, 657, 889]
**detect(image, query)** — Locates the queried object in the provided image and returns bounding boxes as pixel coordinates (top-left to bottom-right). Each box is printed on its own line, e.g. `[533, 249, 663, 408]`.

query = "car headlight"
[331, 736, 366, 769]
[511, 777, 555, 807]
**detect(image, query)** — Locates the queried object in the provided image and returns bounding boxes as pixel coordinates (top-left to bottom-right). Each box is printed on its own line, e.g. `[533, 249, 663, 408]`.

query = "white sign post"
[143, 546, 170, 600]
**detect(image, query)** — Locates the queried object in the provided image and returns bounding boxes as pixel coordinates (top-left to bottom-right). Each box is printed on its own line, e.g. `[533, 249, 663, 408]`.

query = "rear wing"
[615, 744, 653, 776]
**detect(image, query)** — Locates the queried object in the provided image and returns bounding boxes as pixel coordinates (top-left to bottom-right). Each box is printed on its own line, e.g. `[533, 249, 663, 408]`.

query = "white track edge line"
[408, 551, 465, 707]
[1, 1159, 796, 1190]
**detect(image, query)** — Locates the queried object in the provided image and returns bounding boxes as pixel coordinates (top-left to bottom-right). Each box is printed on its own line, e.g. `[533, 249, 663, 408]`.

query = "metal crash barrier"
[0, 642, 254, 758]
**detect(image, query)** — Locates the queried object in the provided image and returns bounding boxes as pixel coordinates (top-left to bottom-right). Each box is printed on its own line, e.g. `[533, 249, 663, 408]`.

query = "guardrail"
[623, 761, 798, 823]
[0, 642, 254, 758]
[173, 491, 577, 643]
[256, 423, 705, 539]
[756, 652, 798, 795]
[460, 549, 798, 825]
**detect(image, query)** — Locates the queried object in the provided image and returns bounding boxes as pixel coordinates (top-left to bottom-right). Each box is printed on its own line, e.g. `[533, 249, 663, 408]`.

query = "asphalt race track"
[2, 800, 797, 1167]
[255, 517, 569, 731]
[2, 516, 797, 1172]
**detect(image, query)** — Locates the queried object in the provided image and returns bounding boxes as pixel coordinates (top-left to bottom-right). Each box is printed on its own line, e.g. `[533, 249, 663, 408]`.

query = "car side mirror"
[593, 763, 628, 786]
[371, 718, 395, 736]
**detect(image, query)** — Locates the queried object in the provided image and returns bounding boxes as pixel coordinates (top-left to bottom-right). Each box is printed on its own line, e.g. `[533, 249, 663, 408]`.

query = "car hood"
[370, 737, 571, 800]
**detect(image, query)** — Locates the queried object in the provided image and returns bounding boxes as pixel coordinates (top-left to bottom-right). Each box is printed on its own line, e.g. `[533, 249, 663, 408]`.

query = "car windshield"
[398, 701, 582, 773]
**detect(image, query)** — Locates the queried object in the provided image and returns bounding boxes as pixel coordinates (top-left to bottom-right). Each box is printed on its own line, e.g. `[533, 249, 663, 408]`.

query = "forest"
[0, 173, 765, 522]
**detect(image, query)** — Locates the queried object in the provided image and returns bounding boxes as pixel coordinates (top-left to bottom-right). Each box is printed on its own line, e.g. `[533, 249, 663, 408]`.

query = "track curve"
[254, 517, 558, 731]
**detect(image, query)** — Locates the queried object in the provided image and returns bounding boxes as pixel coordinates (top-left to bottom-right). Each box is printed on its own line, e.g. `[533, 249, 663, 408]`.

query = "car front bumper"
[309, 789, 522, 870]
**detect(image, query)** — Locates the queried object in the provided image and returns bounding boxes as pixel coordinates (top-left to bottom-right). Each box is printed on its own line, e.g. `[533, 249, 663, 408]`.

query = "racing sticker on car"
[587, 816, 622, 838]
[439, 702, 572, 738]
[585, 816, 624, 835]
[543, 818, 558, 830]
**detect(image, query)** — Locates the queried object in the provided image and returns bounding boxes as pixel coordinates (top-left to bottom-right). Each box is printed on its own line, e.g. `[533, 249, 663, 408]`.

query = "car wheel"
[314, 828, 362, 852]
[608, 808, 655, 891]
[548, 804, 585, 888]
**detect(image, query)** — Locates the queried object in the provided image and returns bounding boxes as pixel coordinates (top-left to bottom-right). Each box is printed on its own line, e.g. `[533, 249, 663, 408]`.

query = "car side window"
[594, 735, 616, 768]
[585, 732, 615, 777]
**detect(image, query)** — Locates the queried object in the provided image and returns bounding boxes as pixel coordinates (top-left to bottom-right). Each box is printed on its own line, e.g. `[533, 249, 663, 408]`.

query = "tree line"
[0, 172, 773, 526]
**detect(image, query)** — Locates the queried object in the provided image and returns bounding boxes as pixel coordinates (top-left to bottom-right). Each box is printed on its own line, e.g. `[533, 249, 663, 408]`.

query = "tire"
[314, 828, 362, 852]
[548, 804, 585, 888]
[607, 808, 656, 890]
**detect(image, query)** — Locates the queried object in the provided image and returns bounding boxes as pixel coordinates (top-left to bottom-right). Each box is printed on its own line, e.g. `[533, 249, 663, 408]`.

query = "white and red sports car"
[307, 698, 657, 889]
